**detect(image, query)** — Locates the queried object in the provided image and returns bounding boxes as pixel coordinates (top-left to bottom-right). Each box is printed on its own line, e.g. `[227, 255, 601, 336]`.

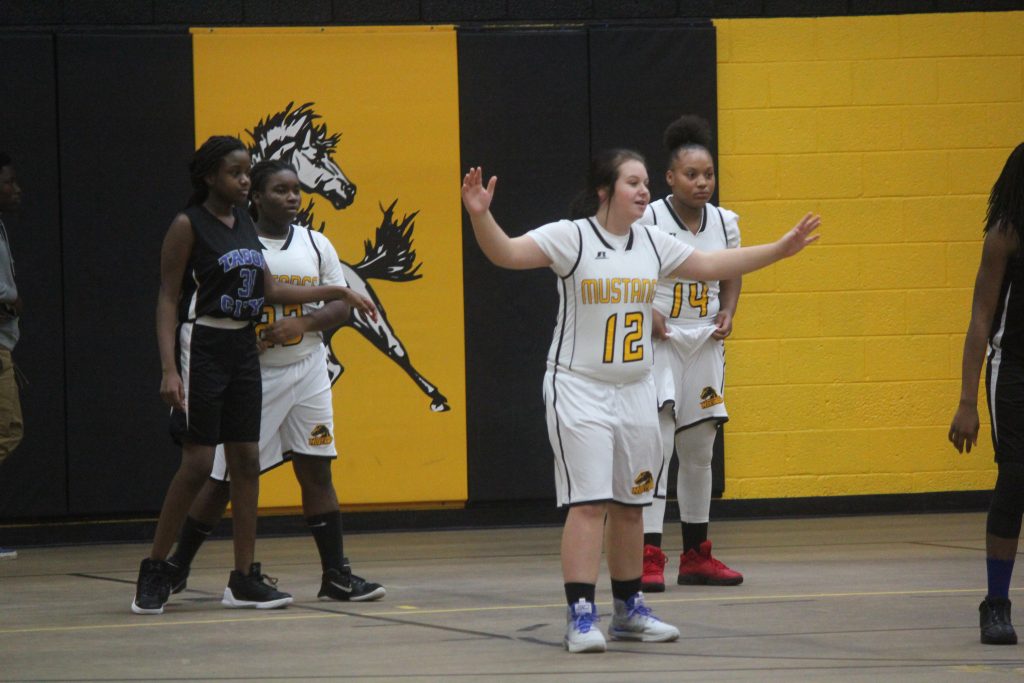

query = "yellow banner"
[192, 26, 466, 507]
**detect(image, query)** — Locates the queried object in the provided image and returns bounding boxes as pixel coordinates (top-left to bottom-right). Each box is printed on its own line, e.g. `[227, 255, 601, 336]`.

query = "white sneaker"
[609, 592, 680, 642]
[0, 547, 17, 560]
[564, 598, 606, 653]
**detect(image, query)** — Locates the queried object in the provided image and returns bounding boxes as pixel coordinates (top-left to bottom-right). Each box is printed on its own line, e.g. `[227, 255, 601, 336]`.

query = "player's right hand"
[949, 402, 980, 454]
[461, 166, 497, 216]
[160, 371, 186, 412]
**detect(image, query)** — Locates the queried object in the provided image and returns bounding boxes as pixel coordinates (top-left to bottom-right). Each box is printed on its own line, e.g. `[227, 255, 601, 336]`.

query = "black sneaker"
[166, 558, 190, 594]
[131, 558, 172, 615]
[222, 562, 293, 609]
[318, 564, 386, 602]
[980, 596, 1018, 645]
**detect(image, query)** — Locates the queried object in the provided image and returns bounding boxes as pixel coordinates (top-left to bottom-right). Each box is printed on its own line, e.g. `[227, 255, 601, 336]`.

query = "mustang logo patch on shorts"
[631, 470, 654, 495]
[699, 386, 724, 409]
[308, 424, 334, 446]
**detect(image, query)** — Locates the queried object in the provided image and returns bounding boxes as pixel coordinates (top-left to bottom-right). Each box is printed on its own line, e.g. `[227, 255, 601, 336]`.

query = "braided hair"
[248, 159, 298, 220]
[186, 136, 248, 207]
[986, 142, 1024, 245]
[569, 148, 646, 219]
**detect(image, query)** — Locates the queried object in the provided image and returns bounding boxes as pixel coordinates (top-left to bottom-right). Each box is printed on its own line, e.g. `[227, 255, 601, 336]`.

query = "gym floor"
[2, 512, 1022, 682]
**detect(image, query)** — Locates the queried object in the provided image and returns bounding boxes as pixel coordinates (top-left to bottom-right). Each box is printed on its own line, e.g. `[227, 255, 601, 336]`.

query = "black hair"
[569, 148, 646, 219]
[663, 115, 713, 168]
[0, 152, 10, 169]
[187, 135, 248, 207]
[248, 159, 298, 220]
[985, 142, 1024, 244]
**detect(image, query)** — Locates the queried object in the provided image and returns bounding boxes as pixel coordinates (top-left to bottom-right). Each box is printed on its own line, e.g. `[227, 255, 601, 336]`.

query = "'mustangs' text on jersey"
[529, 218, 694, 383]
[640, 198, 741, 327]
[256, 225, 347, 367]
[180, 205, 266, 323]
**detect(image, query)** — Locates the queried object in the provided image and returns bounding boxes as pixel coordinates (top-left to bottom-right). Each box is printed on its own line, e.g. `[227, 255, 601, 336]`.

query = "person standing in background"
[0, 152, 25, 561]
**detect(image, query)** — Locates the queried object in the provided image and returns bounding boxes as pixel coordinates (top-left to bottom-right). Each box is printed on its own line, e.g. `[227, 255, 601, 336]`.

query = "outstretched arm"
[461, 167, 552, 270]
[672, 213, 820, 281]
[950, 227, 1015, 453]
[263, 269, 377, 322]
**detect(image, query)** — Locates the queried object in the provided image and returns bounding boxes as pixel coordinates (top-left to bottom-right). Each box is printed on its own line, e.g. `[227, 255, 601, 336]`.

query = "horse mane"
[246, 101, 341, 163]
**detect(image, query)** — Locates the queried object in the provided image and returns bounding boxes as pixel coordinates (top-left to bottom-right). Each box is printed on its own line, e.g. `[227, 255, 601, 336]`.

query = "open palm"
[462, 166, 497, 216]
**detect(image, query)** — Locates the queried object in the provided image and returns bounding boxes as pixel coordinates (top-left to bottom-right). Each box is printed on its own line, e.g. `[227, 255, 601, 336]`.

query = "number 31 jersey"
[529, 217, 694, 384]
[257, 226, 346, 368]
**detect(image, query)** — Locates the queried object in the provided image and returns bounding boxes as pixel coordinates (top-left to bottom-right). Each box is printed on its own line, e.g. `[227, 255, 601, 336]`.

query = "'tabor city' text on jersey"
[640, 198, 740, 327]
[529, 218, 694, 384]
[180, 205, 266, 323]
[255, 225, 347, 368]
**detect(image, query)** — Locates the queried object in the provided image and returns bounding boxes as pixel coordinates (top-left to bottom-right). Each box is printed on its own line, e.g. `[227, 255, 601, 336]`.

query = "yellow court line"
[0, 587, 984, 637]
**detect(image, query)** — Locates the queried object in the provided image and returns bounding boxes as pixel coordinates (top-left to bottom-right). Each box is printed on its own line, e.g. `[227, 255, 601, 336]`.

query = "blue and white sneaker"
[0, 547, 16, 560]
[564, 598, 606, 653]
[609, 592, 679, 642]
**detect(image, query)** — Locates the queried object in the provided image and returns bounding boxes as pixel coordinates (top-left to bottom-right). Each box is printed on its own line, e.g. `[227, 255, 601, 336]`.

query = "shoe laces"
[624, 595, 658, 622]
[570, 602, 599, 633]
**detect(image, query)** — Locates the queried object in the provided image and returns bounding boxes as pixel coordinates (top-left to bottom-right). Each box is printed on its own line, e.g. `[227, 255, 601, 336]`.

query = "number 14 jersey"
[529, 218, 693, 384]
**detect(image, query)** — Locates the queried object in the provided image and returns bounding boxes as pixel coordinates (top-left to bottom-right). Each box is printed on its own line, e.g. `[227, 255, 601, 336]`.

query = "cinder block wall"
[715, 11, 1024, 498]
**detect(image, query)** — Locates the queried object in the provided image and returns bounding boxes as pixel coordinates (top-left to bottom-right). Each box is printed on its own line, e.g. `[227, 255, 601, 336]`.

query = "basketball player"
[133, 137, 376, 615]
[639, 116, 743, 592]
[461, 152, 819, 653]
[166, 160, 384, 603]
[949, 142, 1024, 645]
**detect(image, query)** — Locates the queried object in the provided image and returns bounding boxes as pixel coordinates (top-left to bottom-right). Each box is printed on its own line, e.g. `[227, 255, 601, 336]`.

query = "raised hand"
[461, 167, 497, 216]
[777, 213, 822, 258]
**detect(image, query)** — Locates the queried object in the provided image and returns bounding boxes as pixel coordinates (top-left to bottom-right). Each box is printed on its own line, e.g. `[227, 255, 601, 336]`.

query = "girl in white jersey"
[461, 150, 819, 653]
[639, 115, 743, 592]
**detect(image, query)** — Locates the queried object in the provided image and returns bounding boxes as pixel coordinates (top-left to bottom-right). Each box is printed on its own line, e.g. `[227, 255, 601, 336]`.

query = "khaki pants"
[0, 347, 23, 466]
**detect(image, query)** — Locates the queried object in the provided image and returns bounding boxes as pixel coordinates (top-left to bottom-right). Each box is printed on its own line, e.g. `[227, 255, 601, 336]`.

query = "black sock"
[307, 510, 345, 572]
[564, 582, 596, 606]
[170, 517, 213, 567]
[643, 533, 662, 548]
[611, 577, 641, 602]
[682, 522, 708, 553]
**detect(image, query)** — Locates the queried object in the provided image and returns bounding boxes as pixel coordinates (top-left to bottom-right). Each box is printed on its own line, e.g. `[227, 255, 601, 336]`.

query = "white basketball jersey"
[529, 217, 694, 384]
[257, 225, 347, 367]
[640, 198, 740, 327]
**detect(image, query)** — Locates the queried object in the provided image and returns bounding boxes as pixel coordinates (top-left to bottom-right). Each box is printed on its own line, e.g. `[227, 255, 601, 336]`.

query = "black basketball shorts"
[169, 321, 261, 445]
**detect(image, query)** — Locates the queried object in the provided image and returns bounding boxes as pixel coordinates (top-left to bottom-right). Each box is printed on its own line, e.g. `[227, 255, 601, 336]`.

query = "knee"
[988, 462, 1024, 538]
[295, 458, 333, 491]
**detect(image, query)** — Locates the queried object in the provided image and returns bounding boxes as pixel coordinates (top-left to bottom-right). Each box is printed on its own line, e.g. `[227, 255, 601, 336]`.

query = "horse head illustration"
[247, 102, 356, 210]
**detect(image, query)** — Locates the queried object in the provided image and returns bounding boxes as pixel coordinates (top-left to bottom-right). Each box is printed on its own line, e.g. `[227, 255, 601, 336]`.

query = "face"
[599, 159, 650, 221]
[252, 169, 301, 226]
[666, 148, 715, 211]
[0, 165, 22, 212]
[205, 149, 252, 205]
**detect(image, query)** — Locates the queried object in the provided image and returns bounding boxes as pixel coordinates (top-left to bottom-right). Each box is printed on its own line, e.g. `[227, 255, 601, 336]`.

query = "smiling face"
[666, 147, 715, 212]
[252, 168, 301, 230]
[205, 149, 252, 207]
[598, 158, 651, 227]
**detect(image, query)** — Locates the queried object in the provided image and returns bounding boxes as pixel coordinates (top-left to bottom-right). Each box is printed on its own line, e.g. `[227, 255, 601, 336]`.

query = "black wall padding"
[459, 28, 592, 503]
[0, 35, 68, 518]
[460, 24, 719, 503]
[57, 35, 196, 515]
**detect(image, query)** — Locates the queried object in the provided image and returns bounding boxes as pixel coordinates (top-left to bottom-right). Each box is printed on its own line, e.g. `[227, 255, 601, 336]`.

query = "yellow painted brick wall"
[715, 11, 1024, 499]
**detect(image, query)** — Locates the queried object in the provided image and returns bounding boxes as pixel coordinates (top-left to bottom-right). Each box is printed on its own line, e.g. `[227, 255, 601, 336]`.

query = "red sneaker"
[641, 544, 667, 592]
[677, 540, 743, 586]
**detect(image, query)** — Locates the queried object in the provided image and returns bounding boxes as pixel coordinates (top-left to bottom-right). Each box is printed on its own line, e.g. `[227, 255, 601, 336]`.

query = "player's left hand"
[712, 310, 733, 340]
[949, 402, 980, 454]
[263, 317, 306, 346]
[777, 213, 821, 258]
[340, 288, 377, 322]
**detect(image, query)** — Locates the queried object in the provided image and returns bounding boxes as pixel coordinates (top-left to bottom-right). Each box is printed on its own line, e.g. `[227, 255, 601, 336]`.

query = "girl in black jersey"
[950, 142, 1024, 645]
[132, 136, 376, 615]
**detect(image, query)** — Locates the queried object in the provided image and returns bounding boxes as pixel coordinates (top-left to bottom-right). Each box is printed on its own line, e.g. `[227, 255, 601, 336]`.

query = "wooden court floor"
[2, 512, 1024, 682]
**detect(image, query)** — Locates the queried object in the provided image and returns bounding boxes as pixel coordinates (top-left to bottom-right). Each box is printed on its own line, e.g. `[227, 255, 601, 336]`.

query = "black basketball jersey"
[179, 205, 266, 323]
[991, 251, 1024, 359]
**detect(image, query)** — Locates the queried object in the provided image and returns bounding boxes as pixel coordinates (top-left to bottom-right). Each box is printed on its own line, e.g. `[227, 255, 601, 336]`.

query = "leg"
[981, 461, 1024, 644]
[561, 503, 607, 653]
[0, 348, 23, 466]
[221, 441, 260, 573]
[641, 407, 674, 592]
[675, 421, 742, 586]
[149, 441, 215, 561]
[165, 476, 230, 594]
